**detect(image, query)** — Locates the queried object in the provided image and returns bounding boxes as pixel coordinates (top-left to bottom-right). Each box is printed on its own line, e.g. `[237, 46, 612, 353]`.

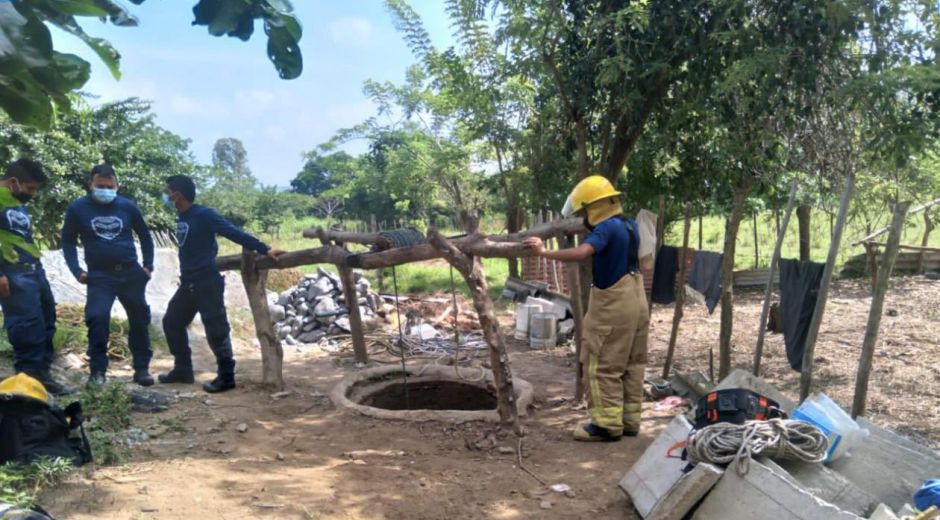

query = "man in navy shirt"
[159, 175, 284, 393]
[0, 159, 72, 395]
[525, 175, 649, 442]
[62, 164, 156, 388]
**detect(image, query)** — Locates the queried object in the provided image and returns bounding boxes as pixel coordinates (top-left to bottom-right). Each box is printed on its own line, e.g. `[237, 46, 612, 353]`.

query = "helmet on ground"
[561, 175, 621, 217]
[0, 373, 49, 404]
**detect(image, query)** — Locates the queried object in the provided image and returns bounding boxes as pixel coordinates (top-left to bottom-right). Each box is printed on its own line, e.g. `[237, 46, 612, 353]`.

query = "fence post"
[852, 201, 910, 418]
[662, 203, 692, 379]
[240, 249, 284, 390]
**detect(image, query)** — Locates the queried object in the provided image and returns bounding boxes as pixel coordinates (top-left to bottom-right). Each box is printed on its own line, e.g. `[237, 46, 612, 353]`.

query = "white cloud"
[328, 17, 374, 48]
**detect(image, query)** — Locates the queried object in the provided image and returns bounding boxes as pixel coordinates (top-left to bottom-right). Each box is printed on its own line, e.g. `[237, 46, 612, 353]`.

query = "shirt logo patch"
[91, 216, 124, 241]
[176, 221, 190, 246]
[5, 209, 30, 236]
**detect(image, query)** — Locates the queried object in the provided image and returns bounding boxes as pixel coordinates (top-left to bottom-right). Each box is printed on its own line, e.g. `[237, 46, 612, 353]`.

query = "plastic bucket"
[528, 312, 558, 349]
[514, 304, 539, 340]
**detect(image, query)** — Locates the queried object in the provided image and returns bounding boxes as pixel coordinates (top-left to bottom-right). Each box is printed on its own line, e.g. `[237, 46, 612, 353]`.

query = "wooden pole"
[864, 242, 878, 293]
[339, 265, 369, 364]
[651, 195, 666, 314]
[240, 249, 285, 390]
[753, 212, 760, 269]
[563, 234, 586, 401]
[662, 203, 692, 379]
[799, 171, 855, 402]
[851, 201, 910, 418]
[753, 181, 798, 375]
[853, 195, 940, 246]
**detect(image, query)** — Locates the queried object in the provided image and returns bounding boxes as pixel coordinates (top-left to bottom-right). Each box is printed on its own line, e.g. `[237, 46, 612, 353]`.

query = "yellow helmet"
[0, 373, 49, 404]
[561, 175, 621, 217]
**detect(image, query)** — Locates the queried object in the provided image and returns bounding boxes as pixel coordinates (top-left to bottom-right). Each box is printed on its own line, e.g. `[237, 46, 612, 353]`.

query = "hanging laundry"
[688, 251, 723, 314]
[651, 245, 679, 304]
[779, 258, 826, 372]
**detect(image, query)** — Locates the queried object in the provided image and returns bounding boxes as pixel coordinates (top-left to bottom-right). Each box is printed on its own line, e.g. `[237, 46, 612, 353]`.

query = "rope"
[391, 265, 410, 409]
[448, 265, 486, 383]
[686, 419, 829, 476]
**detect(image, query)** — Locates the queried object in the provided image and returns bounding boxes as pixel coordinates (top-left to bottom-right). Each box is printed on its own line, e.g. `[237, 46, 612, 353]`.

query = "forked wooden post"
[753, 181, 797, 375]
[428, 226, 520, 431]
[240, 249, 285, 390]
[562, 234, 586, 401]
[800, 171, 855, 402]
[662, 203, 692, 379]
[852, 201, 910, 418]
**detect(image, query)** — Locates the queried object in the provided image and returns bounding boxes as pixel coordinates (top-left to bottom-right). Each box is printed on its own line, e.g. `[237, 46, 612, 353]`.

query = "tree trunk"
[917, 209, 934, 274]
[753, 213, 760, 269]
[718, 177, 753, 380]
[428, 228, 519, 431]
[240, 249, 284, 390]
[797, 205, 812, 261]
[663, 204, 692, 379]
[852, 201, 910, 418]
[339, 265, 368, 364]
[562, 234, 586, 401]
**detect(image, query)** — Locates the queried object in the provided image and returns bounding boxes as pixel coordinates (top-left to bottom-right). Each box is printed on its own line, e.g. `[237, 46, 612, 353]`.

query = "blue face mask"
[92, 188, 117, 204]
[162, 193, 174, 207]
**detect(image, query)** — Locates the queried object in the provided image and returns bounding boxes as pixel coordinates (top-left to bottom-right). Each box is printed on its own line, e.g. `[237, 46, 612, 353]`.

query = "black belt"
[90, 262, 140, 272]
[1, 262, 40, 273]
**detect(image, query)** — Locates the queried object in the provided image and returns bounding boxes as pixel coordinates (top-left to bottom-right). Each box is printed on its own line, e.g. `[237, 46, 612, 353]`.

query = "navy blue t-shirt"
[176, 204, 269, 282]
[583, 217, 639, 290]
[0, 203, 39, 275]
[61, 195, 155, 278]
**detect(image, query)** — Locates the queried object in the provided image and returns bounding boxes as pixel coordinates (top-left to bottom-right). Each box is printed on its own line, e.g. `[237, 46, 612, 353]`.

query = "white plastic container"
[514, 304, 540, 340]
[792, 393, 868, 463]
[528, 312, 558, 349]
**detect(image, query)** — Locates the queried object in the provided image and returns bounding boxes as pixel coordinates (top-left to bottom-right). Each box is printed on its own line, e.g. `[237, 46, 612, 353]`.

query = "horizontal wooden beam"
[218, 218, 588, 272]
[861, 241, 940, 253]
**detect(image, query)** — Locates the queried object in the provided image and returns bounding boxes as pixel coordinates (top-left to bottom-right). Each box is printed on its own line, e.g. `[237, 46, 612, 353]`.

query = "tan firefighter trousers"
[580, 273, 650, 435]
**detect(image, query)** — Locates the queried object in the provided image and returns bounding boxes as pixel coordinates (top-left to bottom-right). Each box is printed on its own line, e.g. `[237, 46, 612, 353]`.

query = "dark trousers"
[162, 274, 235, 378]
[0, 269, 56, 375]
[85, 265, 152, 373]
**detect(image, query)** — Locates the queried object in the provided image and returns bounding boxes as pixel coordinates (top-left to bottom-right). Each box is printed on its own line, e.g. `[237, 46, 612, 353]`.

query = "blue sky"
[51, 1, 454, 187]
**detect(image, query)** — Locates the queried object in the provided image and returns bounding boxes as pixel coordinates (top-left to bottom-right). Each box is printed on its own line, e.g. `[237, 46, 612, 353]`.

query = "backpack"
[0, 396, 92, 466]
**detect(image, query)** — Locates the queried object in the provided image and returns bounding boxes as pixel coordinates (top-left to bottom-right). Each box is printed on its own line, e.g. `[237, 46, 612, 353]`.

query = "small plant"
[0, 457, 73, 508]
[87, 430, 125, 466]
[160, 417, 187, 433]
[80, 383, 132, 433]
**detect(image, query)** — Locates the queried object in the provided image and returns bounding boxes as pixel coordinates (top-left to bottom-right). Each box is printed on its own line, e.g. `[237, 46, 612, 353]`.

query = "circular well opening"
[361, 380, 497, 411]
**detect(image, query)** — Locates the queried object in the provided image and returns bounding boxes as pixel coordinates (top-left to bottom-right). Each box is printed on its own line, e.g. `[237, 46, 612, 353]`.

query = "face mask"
[162, 193, 174, 207]
[10, 180, 32, 204]
[92, 188, 117, 204]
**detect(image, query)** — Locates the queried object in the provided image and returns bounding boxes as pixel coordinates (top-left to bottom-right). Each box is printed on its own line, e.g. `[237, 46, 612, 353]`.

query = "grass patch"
[0, 457, 73, 508]
[159, 417, 187, 434]
[79, 383, 132, 465]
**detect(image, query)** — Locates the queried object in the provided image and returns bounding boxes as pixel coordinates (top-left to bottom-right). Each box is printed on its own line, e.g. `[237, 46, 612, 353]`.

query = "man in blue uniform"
[0, 159, 72, 395]
[62, 164, 156, 387]
[159, 175, 284, 393]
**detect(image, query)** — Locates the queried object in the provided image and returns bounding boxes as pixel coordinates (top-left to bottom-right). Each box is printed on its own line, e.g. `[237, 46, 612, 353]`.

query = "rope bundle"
[686, 419, 829, 476]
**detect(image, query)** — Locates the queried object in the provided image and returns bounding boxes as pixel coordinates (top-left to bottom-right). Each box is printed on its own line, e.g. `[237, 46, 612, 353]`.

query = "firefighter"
[524, 175, 649, 441]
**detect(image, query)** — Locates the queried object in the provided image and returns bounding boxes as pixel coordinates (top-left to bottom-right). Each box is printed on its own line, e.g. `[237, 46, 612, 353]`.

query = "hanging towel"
[779, 258, 826, 371]
[651, 245, 679, 304]
[688, 251, 723, 314]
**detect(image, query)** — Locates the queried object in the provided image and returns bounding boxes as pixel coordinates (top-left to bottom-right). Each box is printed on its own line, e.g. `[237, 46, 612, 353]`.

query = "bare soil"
[40, 275, 939, 519]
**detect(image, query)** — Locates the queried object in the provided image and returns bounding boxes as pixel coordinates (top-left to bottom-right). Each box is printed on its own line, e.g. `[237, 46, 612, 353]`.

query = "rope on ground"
[686, 419, 829, 476]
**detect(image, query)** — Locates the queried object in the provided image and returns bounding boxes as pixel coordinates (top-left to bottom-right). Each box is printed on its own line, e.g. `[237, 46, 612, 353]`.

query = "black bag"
[0, 396, 92, 466]
[694, 388, 785, 429]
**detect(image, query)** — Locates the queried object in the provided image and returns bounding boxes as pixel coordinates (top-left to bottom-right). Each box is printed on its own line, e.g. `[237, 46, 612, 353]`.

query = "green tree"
[0, 0, 303, 129]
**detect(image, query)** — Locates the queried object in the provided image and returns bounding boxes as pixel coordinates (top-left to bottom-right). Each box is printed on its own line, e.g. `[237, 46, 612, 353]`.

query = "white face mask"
[561, 194, 575, 218]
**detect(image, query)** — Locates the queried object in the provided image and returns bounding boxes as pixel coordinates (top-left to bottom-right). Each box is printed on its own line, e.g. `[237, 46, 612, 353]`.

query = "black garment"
[651, 245, 679, 304]
[688, 251, 723, 314]
[779, 258, 825, 371]
[161, 274, 235, 378]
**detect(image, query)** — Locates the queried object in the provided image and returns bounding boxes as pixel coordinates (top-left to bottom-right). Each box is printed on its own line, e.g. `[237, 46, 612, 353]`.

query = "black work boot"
[133, 370, 155, 387]
[86, 371, 107, 388]
[202, 376, 236, 394]
[31, 372, 74, 396]
[158, 368, 195, 385]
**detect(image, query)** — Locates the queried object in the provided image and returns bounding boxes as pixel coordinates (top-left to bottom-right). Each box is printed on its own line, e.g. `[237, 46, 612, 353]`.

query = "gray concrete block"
[647, 463, 723, 520]
[619, 415, 694, 517]
[712, 369, 796, 412]
[776, 459, 878, 516]
[857, 418, 940, 459]
[692, 459, 865, 520]
[827, 422, 940, 512]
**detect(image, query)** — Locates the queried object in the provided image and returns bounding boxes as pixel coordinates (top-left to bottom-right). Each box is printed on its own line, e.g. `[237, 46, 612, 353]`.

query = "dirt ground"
[41, 275, 940, 519]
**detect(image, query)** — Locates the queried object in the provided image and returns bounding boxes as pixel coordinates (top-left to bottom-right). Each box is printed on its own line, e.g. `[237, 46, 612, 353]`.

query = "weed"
[80, 383, 131, 433]
[0, 457, 73, 508]
[87, 429, 125, 465]
[159, 417, 187, 433]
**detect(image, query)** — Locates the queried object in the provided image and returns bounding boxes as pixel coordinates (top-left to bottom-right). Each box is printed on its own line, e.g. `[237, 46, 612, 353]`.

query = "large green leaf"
[0, 71, 55, 128]
[264, 16, 302, 79]
[44, 12, 122, 79]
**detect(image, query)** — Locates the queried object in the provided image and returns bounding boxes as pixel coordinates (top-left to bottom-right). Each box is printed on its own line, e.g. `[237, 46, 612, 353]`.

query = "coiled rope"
[686, 419, 829, 476]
